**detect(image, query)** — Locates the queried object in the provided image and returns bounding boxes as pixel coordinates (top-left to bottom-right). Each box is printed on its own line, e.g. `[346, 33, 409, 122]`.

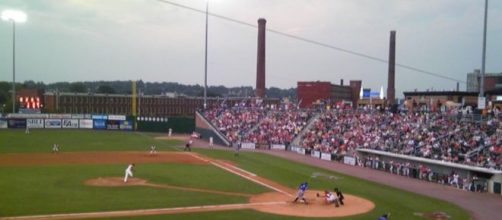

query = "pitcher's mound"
[85, 177, 148, 186]
[250, 191, 374, 217]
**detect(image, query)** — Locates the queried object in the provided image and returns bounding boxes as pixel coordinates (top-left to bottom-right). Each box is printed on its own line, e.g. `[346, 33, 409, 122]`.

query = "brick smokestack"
[350, 80, 362, 108]
[387, 30, 396, 105]
[256, 18, 266, 98]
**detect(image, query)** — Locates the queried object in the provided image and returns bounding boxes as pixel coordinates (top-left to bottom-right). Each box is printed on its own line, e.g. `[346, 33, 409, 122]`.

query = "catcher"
[317, 190, 340, 207]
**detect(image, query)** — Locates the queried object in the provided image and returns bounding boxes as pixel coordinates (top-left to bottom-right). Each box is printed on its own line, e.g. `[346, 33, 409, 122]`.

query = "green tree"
[97, 85, 116, 94]
[0, 82, 11, 104]
[69, 82, 87, 93]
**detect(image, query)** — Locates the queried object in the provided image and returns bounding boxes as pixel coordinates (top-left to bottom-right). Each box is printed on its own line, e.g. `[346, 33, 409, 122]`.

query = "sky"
[0, 0, 501, 97]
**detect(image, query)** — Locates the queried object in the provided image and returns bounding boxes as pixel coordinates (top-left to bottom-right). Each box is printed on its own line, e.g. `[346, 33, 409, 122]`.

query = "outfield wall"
[1, 113, 194, 134]
[1, 118, 134, 130]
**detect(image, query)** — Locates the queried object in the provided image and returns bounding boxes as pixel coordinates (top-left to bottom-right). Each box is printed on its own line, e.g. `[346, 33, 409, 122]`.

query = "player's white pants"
[326, 195, 337, 203]
[124, 170, 133, 182]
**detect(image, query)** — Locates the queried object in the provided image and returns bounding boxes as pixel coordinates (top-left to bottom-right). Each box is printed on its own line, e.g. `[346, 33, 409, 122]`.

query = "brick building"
[43, 92, 279, 116]
[403, 91, 478, 111]
[297, 80, 361, 108]
[467, 69, 502, 93]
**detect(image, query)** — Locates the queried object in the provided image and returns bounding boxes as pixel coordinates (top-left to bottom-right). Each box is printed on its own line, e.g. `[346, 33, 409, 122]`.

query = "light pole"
[480, 0, 488, 98]
[203, 0, 209, 109]
[2, 10, 27, 113]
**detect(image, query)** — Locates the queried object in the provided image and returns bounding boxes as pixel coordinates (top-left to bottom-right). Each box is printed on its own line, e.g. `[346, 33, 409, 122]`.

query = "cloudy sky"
[0, 0, 501, 97]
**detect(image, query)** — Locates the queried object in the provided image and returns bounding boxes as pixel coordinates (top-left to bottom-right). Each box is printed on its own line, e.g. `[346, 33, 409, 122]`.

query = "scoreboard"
[19, 96, 41, 109]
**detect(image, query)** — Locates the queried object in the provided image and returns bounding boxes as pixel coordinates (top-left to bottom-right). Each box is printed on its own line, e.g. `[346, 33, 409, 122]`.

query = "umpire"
[334, 187, 344, 205]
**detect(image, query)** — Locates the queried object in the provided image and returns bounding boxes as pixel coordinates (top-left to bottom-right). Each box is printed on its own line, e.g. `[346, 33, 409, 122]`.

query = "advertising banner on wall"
[27, 119, 45, 128]
[93, 119, 106, 129]
[290, 146, 297, 153]
[290, 146, 305, 155]
[321, 153, 332, 161]
[0, 119, 8, 128]
[241, 142, 256, 149]
[92, 115, 108, 120]
[62, 119, 79, 129]
[108, 115, 126, 121]
[8, 113, 48, 119]
[271, 144, 286, 150]
[8, 119, 27, 128]
[45, 119, 62, 128]
[106, 120, 119, 130]
[311, 150, 321, 158]
[50, 114, 71, 119]
[119, 120, 133, 130]
[343, 156, 356, 166]
[71, 114, 86, 119]
[79, 119, 93, 129]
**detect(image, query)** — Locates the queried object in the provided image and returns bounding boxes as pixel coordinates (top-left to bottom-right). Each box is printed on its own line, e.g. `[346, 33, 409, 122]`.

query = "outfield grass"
[0, 130, 471, 219]
[0, 129, 181, 153]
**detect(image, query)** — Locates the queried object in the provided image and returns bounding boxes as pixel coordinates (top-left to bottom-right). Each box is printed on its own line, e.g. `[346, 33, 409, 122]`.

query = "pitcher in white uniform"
[124, 163, 135, 183]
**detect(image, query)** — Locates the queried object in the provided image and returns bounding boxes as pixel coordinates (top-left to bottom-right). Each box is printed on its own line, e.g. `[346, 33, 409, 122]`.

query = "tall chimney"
[456, 82, 459, 91]
[387, 30, 396, 105]
[256, 18, 266, 98]
[340, 79, 344, 86]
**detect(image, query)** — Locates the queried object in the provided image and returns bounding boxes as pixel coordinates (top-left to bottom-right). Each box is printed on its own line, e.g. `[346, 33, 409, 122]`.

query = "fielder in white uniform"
[149, 145, 157, 154]
[124, 163, 135, 183]
[52, 144, 60, 153]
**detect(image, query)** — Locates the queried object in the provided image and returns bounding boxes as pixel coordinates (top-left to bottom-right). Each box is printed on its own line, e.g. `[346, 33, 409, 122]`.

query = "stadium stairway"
[194, 110, 231, 146]
[242, 109, 273, 137]
[291, 111, 320, 146]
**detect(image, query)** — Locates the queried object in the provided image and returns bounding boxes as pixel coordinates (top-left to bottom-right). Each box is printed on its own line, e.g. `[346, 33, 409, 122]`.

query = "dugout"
[357, 149, 502, 195]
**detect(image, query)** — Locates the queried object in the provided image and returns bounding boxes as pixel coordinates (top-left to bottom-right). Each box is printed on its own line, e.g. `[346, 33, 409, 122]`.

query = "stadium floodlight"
[1, 10, 27, 23]
[2, 9, 27, 113]
[203, 0, 209, 109]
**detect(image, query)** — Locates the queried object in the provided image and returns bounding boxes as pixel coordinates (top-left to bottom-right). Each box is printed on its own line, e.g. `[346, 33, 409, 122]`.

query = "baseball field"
[0, 130, 470, 219]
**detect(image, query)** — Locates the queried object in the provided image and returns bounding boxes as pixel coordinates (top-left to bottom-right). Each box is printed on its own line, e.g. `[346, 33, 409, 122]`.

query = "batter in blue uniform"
[293, 182, 309, 204]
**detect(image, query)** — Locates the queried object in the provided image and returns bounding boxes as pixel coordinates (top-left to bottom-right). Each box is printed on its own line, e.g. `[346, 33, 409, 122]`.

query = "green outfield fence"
[136, 116, 194, 133]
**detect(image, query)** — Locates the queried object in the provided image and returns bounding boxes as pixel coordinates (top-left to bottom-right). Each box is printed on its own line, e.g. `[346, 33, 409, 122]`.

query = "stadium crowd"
[203, 105, 501, 170]
[242, 109, 312, 145]
[301, 110, 501, 170]
[203, 104, 268, 143]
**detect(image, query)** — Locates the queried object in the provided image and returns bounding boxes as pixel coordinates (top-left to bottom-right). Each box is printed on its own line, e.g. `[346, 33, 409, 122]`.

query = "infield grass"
[0, 130, 471, 219]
